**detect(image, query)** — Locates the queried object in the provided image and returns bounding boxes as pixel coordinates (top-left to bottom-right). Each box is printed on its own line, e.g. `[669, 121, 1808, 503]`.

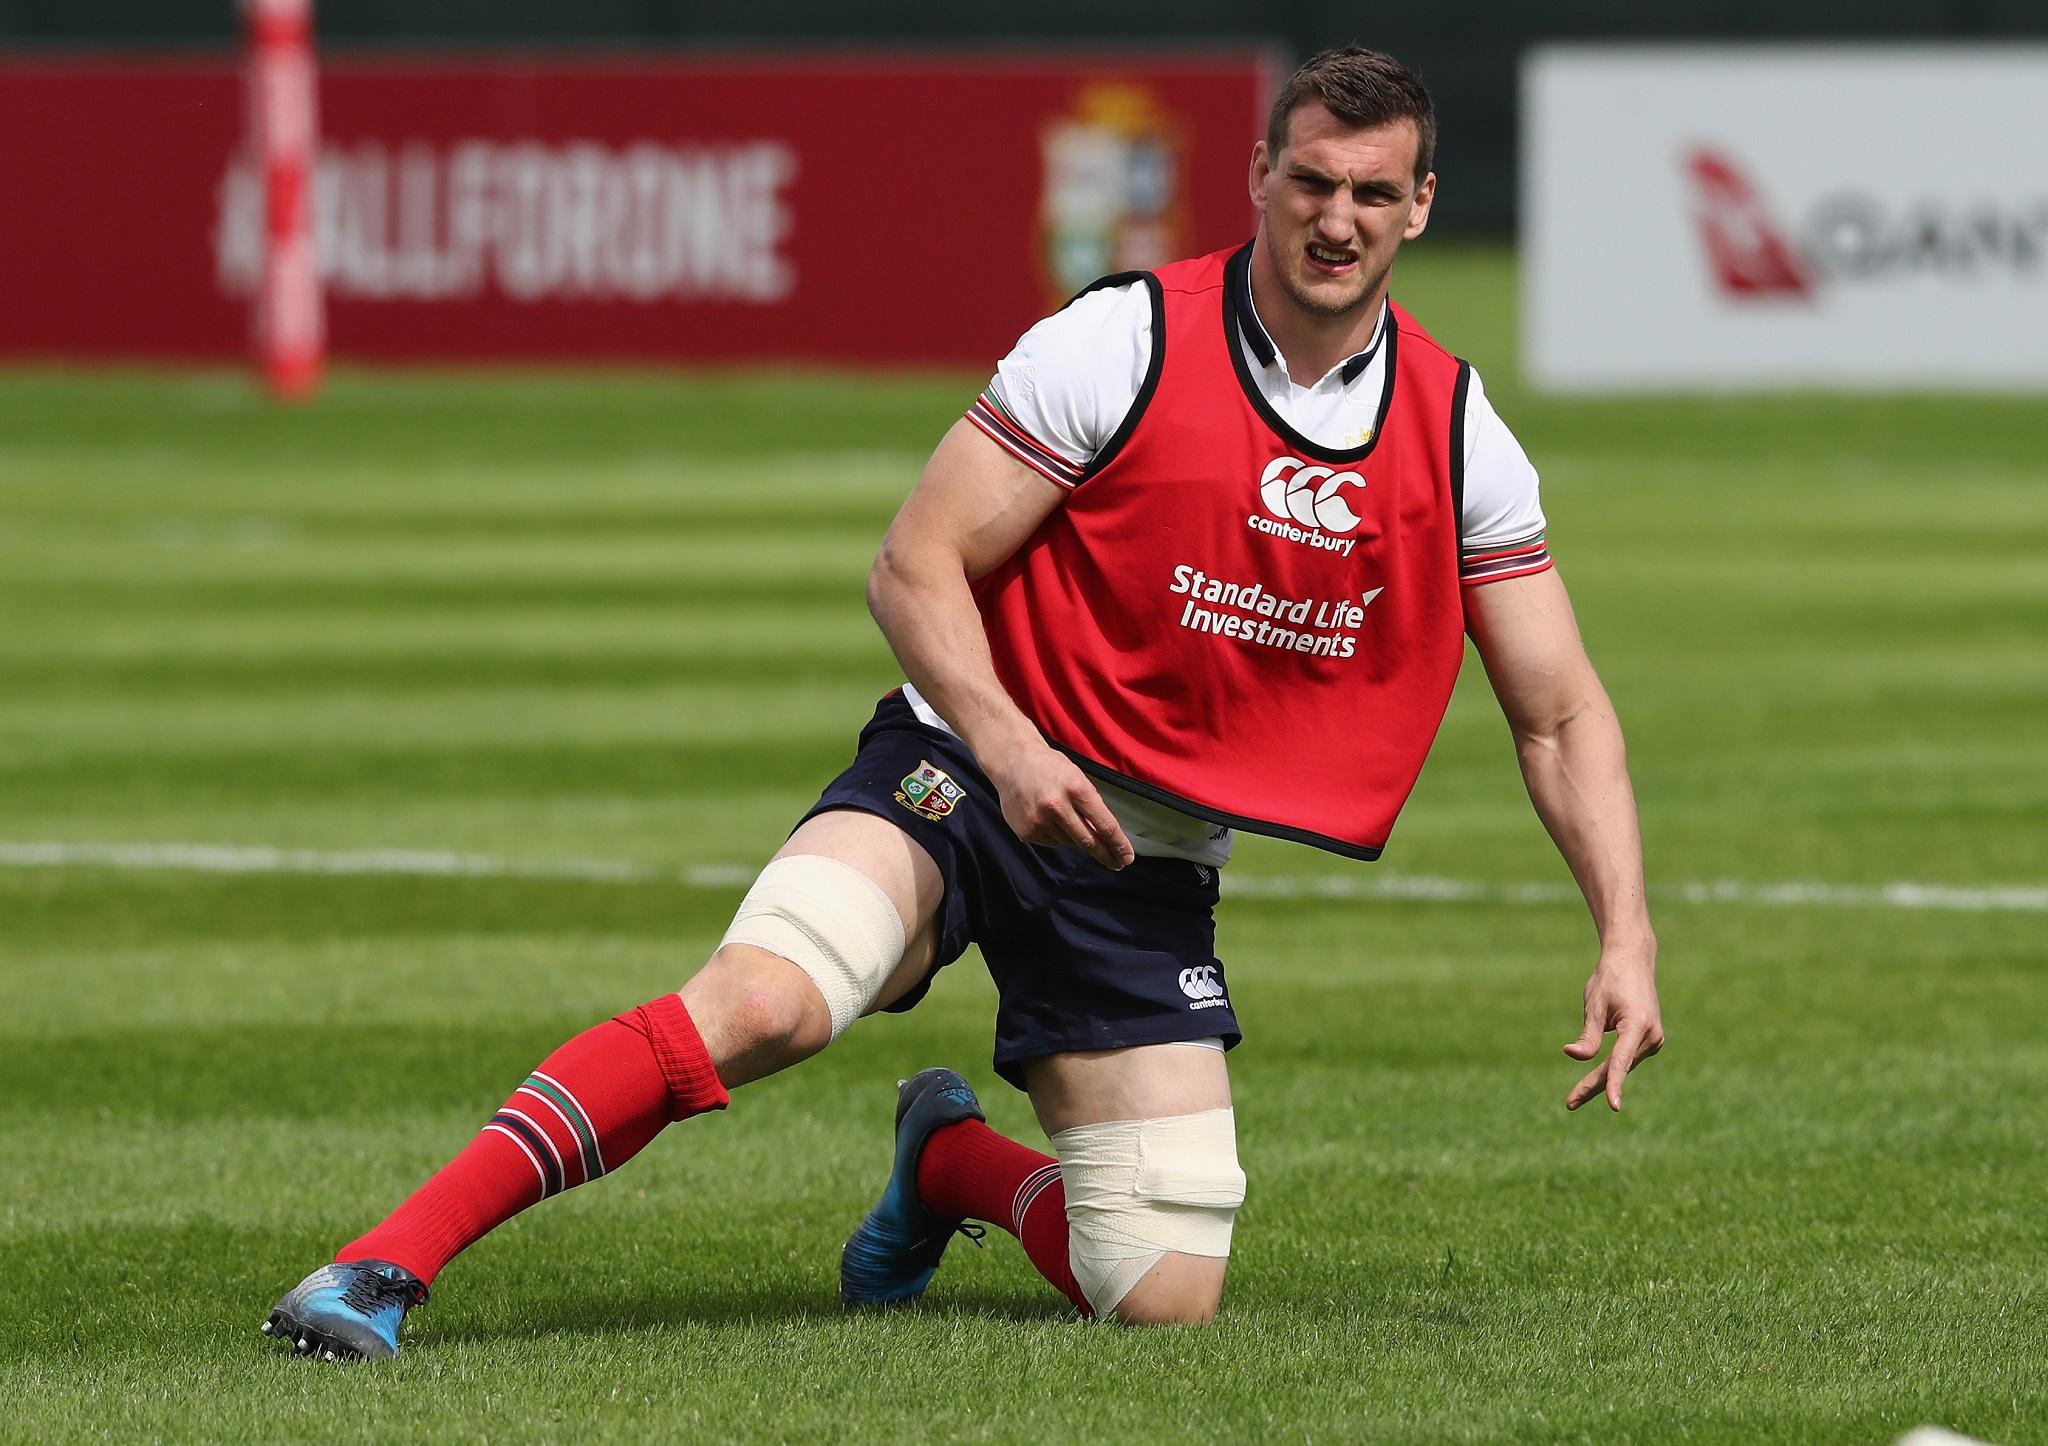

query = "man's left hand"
[1563, 949, 1663, 1112]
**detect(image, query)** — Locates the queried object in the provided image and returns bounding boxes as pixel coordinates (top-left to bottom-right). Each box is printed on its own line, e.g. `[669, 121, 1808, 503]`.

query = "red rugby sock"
[916, 1118, 1090, 1316]
[337, 993, 727, 1284]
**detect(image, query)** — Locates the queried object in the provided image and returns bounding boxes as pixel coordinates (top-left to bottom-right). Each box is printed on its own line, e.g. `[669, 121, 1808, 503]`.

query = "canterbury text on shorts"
[797, 691, 1239, 1089]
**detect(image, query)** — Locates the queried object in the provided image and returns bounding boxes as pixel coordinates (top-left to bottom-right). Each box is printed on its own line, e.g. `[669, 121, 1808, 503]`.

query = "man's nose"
[1314, 195, 1353, 242]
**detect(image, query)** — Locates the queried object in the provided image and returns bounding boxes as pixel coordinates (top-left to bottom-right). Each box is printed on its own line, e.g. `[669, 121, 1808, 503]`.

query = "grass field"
[2, 246, 2045, 1444]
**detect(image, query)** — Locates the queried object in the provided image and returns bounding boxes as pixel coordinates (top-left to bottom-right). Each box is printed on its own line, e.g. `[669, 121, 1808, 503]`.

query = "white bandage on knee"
[717, 855, 905, 1040]
[1049, 1107, 1246, 1318]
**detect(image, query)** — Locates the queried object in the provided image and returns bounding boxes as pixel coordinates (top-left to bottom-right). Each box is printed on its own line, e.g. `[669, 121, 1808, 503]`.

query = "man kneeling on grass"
[264, 46, 1662, 1357]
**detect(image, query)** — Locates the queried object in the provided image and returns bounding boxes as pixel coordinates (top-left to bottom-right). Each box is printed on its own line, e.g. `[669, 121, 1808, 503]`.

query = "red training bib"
[974, 243, 1471, 860]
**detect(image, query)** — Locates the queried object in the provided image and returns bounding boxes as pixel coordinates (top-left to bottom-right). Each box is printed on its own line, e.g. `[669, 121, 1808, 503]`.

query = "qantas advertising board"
[1522, 47, 2048, 392]
[0, 53, 1273, 366]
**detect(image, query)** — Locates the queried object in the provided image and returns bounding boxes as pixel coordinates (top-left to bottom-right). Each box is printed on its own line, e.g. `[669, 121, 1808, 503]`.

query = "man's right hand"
[983, 741, 1135, 871]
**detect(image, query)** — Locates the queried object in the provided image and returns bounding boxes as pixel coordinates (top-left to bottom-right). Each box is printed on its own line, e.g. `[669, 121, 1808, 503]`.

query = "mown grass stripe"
[0, 840, 2039, 913]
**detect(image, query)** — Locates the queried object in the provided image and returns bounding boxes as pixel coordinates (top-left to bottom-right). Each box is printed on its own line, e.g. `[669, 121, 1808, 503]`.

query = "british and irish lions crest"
[1038, 83, 1191, 306]
[896, 760, 966, 822]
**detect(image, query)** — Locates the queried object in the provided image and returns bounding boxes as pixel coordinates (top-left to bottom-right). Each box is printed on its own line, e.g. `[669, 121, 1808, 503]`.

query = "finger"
[1565, 1060, 1607, 1111]
[1075, 826, 1127, 871]
[1069, 784, 1134, 869]
[1563, 999, 1605, 1060]
[1040, 798, 1098, 858]
[1012, 797, 1075, 850]
[1604, 1024, 1649, 1112]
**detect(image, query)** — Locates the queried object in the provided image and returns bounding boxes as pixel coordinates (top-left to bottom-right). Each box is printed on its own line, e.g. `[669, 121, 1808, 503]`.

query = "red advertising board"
[0, 52, 1276, 367]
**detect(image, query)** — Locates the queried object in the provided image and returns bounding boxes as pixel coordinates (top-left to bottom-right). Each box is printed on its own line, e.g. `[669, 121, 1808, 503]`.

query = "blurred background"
[6, 0, 2048, 231]
[4, 2, 2047, 377]
[2, 6, 2044, 1441]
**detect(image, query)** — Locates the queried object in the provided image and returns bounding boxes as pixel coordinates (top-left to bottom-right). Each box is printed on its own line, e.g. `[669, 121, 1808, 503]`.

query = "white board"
[1521, 46, 2048, 391]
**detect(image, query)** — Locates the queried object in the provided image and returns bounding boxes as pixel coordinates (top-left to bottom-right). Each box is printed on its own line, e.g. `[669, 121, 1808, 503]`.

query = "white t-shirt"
[908, 275, 1555, 865]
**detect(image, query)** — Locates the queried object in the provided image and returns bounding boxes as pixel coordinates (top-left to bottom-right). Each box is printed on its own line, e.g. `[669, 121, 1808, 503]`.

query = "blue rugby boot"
[840, 1067, 987, 1308]
[261, 1259, 428, 1361]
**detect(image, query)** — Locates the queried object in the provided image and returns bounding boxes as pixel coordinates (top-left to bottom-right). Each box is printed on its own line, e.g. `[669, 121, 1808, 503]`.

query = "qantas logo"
[1686, 147, 2048, 302]
[1685, 150, 1813, 299]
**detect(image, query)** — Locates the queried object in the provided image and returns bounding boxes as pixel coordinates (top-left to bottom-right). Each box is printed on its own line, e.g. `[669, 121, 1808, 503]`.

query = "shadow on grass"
[424, 1282, 1075, 1348]
[424, 1283, 842, 1342]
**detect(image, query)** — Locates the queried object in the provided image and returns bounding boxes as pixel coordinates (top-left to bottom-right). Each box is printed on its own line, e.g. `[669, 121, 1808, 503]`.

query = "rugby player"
[263, 46, 1663, 1358]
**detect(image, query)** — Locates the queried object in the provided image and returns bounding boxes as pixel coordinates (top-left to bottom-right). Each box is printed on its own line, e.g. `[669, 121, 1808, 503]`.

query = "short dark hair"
[1265, 47, 1435, 184]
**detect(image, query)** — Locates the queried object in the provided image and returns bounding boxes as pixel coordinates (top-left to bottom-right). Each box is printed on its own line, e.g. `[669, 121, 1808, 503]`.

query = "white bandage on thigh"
[716, 855, 906, 1040]
[1049, 1107, 1246, 1318]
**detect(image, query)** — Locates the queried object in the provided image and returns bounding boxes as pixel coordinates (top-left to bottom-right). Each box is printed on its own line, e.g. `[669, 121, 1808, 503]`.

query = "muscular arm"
[1466, 569, 1664, 1110]
[866, 420, 1133, 869]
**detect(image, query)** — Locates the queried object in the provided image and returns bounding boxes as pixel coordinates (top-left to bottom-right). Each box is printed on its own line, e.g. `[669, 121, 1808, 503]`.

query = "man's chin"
[1282, 271, 1370, 319]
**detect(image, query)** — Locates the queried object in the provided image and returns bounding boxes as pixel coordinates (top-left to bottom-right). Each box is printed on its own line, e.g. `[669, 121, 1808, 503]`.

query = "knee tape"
[1049, 1107, 1246, 1318]
[717, 855, 905, 1039]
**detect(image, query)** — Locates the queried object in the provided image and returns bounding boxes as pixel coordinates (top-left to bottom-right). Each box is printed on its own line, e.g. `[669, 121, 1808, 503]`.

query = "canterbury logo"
[1178, 965, 1225, 1001]
[1260, 456, 1367, 534]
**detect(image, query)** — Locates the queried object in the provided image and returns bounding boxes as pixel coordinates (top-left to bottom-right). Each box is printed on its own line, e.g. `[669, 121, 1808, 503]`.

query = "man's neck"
[1247, 233, 1388, 388]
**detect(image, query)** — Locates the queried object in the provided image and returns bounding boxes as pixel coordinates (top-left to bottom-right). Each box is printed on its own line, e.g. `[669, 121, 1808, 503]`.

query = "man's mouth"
[1304, 242, 1358, 276]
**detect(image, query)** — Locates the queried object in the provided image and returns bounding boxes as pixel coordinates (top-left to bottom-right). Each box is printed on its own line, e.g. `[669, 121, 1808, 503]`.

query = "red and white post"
[243, 0, 323, 401]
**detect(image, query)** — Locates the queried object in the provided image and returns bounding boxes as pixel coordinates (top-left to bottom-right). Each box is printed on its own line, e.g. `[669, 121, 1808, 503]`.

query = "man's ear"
[1403, 171, 1437, 241]
[1248, 140, 1272, 214]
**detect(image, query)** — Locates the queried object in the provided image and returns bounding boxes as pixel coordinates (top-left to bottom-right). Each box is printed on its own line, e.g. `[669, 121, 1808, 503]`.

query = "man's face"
[1249, 103, 1436, 321]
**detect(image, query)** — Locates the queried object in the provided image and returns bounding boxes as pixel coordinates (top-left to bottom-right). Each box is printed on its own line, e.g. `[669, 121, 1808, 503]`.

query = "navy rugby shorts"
[796, 691, 1239, 1090]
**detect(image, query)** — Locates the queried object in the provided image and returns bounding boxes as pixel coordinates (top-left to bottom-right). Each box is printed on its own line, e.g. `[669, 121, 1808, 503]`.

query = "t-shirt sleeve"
[1457, 366, 1554, 586]
[963, 281, 1153, 490]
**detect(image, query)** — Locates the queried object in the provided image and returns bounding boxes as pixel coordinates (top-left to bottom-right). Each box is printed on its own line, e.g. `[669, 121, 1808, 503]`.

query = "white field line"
[1222, 872, 2048, 914]
[1, 840, 2043, 915]
[0, 840, 752, 890]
